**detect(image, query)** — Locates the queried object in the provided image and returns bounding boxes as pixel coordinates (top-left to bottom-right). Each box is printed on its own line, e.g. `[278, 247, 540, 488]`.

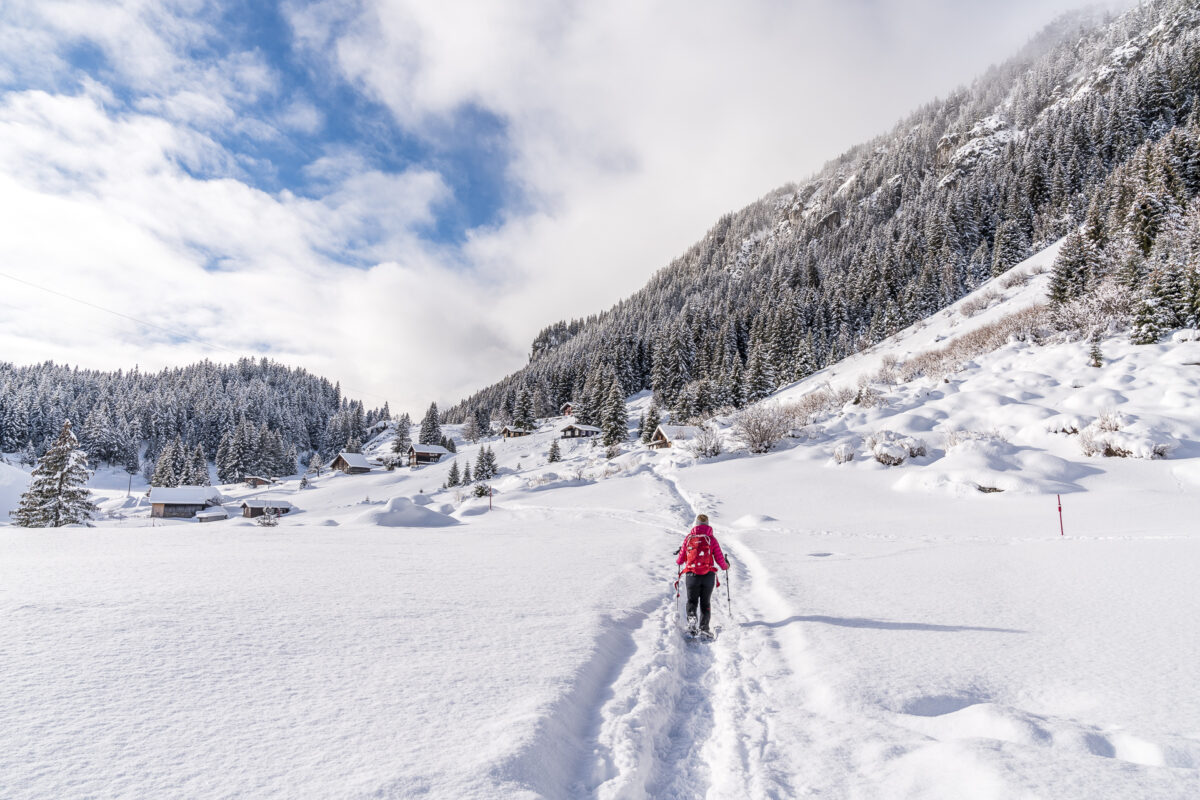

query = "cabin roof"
[241, 499, 294, 509]
[655, 424, 703, 441]
[562, 423, 602, 433]
[333, 452, 373, 469]
[409, 443, 450, 455]
[148, 486, 221, 505]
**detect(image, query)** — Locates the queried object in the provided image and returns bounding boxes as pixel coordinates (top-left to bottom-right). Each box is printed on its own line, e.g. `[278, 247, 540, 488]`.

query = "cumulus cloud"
[0, 0, 1135, 413]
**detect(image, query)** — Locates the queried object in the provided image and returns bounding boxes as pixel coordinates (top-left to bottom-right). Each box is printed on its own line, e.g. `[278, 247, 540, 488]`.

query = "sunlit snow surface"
[3, 243, 1200, 798]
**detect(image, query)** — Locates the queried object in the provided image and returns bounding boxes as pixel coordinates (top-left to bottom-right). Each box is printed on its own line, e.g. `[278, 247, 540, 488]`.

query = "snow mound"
[894, 439, 1087, 496]
[351, 497, 458, 528]
[733, 514, 777, 528]
[411, 494, 433, 506]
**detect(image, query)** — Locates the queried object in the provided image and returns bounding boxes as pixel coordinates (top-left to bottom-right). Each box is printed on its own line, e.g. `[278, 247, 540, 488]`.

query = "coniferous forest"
[0, 358, 389, 482]
[445, 0, 1200, 428]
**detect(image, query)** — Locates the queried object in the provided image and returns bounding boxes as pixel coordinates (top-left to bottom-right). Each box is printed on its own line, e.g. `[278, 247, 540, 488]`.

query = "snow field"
[0, 480, 667, 800]
[4, 240, 1200, 797]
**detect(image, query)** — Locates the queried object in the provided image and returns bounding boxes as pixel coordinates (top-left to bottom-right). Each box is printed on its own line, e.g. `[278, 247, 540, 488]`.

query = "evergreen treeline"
[0, 358, 390, 483]
[445, 0, 1200, 426]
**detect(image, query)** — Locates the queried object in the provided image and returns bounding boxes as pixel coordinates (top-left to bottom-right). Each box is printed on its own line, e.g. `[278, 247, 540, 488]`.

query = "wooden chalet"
[649, 424, 702, 449]
[500, 425, 534, 439]
[241, 499, 294, 519]
[561, 423, 601, 439]
[408, 443, 450, 465]
[330, 452, 373, 474]
[244, 475, 275, 488]
[149, 486, 222, 519]
[560, 401, 575, 416]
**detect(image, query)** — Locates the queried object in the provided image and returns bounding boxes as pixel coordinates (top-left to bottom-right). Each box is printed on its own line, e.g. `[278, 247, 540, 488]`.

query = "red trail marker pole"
[1057, 494, 1064, 537]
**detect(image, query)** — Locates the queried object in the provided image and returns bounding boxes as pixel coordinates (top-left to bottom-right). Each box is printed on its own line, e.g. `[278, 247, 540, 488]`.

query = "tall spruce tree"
[513, 388, 536, 430]
[601, 379, 627, 446]
[419, 403, 442, 445]
[641, 403, 661, 444]
[12, 421, 97, 527]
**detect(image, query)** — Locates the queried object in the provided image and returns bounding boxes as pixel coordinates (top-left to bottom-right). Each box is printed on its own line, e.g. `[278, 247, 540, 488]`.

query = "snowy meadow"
[4, 246, 1200, 799]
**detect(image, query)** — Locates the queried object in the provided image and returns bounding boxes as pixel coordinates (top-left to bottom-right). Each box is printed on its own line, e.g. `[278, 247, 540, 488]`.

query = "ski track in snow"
[575, 465, 833, 799]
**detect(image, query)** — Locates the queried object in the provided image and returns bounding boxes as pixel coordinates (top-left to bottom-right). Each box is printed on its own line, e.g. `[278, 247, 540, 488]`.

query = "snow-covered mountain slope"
[3, 245, 1200, 798]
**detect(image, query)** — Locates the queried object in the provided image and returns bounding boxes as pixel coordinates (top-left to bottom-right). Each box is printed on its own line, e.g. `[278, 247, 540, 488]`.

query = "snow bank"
[350, 496, 458, 527]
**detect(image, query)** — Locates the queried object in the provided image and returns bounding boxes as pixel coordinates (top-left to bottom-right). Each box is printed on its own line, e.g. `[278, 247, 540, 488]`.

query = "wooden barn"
[330, 452, 373, 474]
[561, 423, 601, 439]
[244, 476, 275, 488]
[500, 425, 534, 438]
[560, 401, 575, 416]
[241, 499, 294, 519]
[149, 486, 222, 519]
[409, 443, 450, 465]
[649, 424, 702, 449]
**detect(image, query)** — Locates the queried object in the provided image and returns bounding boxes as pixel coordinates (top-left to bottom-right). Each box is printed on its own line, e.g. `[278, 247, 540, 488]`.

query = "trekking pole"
[726, 563, 732, 618]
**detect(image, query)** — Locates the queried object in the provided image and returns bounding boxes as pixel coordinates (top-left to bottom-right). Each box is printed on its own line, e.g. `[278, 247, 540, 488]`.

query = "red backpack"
[682, 530, 716, 574]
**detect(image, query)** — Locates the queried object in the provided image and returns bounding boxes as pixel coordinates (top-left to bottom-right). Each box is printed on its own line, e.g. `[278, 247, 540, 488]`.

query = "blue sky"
[0, 0, 1127, 411]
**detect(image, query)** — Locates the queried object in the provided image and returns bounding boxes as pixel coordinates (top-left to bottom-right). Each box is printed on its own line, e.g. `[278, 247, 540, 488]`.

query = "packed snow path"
[577, 466, 855, 800]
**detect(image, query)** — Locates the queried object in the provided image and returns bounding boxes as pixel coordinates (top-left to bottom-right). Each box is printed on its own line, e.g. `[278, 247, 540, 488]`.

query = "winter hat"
[696, 514, 709, 525]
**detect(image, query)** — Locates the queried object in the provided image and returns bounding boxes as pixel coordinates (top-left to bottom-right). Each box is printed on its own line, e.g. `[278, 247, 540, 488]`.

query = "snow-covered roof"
[241, 499, 294, 510]
[149, 486, 220, 505]
[655, 425, 702, 442]
[562, 423, 602, 433]
[194, 509, 229, 519]
[333, 452, 373, 469]
[501, 425, 534, 434]
[410, 443, 450, 455]
[244, 475, 275, 482]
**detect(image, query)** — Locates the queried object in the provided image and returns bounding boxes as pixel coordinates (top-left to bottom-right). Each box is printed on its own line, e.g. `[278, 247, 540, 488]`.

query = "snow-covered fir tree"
[601, 379, 627, 446]
[641, 403, 661, 444]
[513, 389, 536, 430]
[12, 420, 97, 527]
[418, 403, 442, 446]
[548, 439, 562, 463]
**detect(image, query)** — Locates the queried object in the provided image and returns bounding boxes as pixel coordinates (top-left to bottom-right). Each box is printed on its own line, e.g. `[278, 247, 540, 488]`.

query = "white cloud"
[0, 89, 461, 407]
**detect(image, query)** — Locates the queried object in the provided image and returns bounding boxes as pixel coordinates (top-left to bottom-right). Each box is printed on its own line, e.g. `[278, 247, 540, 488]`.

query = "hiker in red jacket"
[676, 514, 728, 635]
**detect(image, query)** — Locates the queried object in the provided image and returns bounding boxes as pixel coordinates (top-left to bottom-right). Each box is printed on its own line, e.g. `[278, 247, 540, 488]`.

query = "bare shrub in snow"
[1079, 416, 1171, 459]
[1050, 279, 1134, 339]
[944, 429, 1006, 449]
[1044, 415, 1086, 435]
[687, 424, 724, 458]
[1000, 271, 1031, 289]
[873, 355, 899, 386]
[829, 385, 857, 407]
[832, 443, 855, 464]
[899, 305, 1053, 381]
[959, 289, 1000, 318]
[788, 389, 833, 426]
[866, 430, 926, 465]
[852, 385, 884, 408]
[733, 403, 792, 454]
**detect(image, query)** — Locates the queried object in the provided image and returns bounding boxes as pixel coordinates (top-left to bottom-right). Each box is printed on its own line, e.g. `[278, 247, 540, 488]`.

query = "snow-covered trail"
[572, 465, 869, 800]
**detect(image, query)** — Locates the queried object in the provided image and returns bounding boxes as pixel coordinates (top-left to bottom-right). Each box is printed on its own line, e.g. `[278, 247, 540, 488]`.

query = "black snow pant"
[685, 571, 717, 631]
